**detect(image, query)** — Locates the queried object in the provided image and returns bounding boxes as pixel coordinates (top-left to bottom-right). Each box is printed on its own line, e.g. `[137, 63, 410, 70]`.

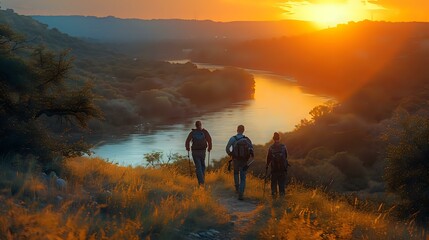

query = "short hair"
[237, 125, 245, 133]
[273, 132, 280, 141]
[195, 121, 202, 128]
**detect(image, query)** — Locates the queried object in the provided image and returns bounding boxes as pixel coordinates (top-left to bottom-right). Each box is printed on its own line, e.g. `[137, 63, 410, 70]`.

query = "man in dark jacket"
[185, 120, 212, 186]
[266, 132, 288, 198]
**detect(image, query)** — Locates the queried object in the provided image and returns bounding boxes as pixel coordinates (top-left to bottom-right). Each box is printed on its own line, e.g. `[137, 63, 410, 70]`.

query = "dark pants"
[192, 150, 206, 185]
[271, 171, 286, 196]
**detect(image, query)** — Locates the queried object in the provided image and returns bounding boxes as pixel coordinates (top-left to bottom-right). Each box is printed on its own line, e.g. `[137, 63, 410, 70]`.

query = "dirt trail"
[186, 188, 263, 240]
[216, 189, 263, 239]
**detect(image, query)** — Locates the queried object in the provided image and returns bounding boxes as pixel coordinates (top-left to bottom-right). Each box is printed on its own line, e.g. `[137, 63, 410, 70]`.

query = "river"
[92, 62, 328, 166]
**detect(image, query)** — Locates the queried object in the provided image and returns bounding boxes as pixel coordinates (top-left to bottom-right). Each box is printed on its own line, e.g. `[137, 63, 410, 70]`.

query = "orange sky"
[2, 0, 429, 24]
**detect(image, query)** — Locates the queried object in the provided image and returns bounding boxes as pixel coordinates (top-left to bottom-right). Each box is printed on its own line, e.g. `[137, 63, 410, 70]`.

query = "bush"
[383, 112, 429, 222]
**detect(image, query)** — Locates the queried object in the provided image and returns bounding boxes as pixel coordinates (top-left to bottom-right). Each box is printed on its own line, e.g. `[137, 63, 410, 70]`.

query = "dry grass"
[0, 157, 427, 239]
[244, 181, 427, 240]
[0, 157, 229, 239]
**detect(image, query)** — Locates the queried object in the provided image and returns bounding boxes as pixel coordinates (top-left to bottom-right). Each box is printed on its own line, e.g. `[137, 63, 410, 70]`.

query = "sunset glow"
[2, 0, 429, 24]
[280, 0, 385, 28]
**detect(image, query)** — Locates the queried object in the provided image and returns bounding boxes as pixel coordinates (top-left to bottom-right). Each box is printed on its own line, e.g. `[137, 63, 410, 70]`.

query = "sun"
[308, 4, 351, 27]
[280, 1, 381, 28]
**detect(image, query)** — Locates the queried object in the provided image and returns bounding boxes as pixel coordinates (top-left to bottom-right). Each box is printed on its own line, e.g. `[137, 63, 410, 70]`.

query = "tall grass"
[241, 179, 427, 239]
[0, 156, 427, 239]
[0, 157, 229, 239]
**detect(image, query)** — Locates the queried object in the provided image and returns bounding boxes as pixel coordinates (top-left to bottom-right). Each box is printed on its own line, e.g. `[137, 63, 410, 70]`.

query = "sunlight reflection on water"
[92, 62, 328, 166]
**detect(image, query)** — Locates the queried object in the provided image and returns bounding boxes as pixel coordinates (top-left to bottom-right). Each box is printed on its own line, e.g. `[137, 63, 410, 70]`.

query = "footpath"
[186, 188, 263, 240]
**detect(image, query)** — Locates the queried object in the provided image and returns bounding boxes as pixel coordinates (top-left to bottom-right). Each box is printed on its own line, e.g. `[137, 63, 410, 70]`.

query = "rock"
[209, 229, 220, 234]
[190, 233, 200, 238]
[56, 178, 67, 191]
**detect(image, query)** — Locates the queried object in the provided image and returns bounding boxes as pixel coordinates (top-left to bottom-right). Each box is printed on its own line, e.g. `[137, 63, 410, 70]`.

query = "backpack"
[232, 136, 251, 160]
[191, 129, 207, 150]
[270, 143, 287, 171]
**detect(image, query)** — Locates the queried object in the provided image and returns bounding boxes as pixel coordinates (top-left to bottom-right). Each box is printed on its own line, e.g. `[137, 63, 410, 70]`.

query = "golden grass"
[246, 182, 427, 239]
[0, 157, 427, 239]
[0, 157, 229, 239]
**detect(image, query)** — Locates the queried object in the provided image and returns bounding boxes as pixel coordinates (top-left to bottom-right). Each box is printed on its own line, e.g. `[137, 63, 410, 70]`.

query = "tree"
[383, 110, 429, 222]
[0, 24, 101, 164]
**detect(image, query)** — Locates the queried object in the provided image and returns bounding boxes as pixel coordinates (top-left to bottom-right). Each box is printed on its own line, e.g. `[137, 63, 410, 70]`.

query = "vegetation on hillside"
[191, 20, 429, 224]
[0, 156, 426, 239]
[0, 24, 101, 161]
[1, 9, 428, 234]
[0, 9, 256, 133]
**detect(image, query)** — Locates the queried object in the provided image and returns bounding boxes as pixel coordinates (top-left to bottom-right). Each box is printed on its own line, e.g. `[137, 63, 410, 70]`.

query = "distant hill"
[31, 15, 318, 42]
[190, 20, 429, 100]
[0, 9, 117, 59]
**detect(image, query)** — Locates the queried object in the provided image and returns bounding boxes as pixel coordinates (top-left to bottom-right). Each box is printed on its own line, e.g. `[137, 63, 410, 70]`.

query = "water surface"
[92, 62, 328, 166]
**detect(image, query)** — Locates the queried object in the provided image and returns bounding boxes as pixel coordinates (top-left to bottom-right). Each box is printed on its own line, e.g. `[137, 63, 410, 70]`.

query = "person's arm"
[204, 129, 212, 152]
[225, 137, 235, 155]
[185, 131, 192, 151]
[283, 144, 290, 167]
[283, 144, 288, 160]
[248, 138, 255, 158]
[266, 147, 272, 169]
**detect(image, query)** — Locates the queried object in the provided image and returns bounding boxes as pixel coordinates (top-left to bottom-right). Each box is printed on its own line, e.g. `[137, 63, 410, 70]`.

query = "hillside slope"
[0, 9, 256, 131]
[0, 157, 425, 239]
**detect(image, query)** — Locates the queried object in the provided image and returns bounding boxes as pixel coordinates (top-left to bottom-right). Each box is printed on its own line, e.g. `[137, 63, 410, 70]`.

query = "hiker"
[226, 124, 254, 200]
[266, 132, 288, 198]
[185, 120, 212, 186]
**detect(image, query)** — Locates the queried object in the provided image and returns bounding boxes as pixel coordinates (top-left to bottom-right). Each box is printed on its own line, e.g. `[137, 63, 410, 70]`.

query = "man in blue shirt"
[226, 125, 254, 200]
[185, 121, 212, 186]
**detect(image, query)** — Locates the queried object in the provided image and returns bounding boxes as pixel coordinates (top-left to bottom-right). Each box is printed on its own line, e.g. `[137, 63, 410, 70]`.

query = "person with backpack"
[226, 124, 254, 200]
[266, 132, 289, 198]
[185, 120, 212, 186]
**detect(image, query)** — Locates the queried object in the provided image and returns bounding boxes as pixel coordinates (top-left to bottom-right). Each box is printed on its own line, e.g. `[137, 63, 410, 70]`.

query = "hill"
[0, 156, 425, 239]
[0, 9, 256, 133]
[192, 20, 429, 222]
[190, 20, 429, 101]
[31, 15, 318, 42]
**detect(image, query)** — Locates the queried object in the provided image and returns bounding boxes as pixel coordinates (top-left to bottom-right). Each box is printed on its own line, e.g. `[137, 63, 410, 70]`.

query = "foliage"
[0, 157, 229, 239]
[0, 24, 101, 162]
[383, 110, 429, 222]
[0, 156, 427, 239]
[0, 10, 256, 131]
[143, 151, 164, 167]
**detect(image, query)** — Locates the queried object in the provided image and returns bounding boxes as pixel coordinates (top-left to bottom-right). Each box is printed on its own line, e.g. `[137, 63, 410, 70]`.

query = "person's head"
[237, 125, 245, 134]
[273, 132, 280, 142]
[195, 120, 202, 130]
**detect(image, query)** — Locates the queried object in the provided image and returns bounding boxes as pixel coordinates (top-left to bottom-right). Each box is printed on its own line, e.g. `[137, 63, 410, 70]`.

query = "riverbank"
[91, 63, 328, 166]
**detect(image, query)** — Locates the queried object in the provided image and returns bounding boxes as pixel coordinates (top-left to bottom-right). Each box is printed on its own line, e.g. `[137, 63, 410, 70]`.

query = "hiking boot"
[238, 193, 244, 200]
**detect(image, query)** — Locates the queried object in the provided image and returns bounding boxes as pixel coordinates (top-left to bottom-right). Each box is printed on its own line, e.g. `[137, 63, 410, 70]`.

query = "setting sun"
[307, 4, 352, 27]
[280, 0, 385, 28]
